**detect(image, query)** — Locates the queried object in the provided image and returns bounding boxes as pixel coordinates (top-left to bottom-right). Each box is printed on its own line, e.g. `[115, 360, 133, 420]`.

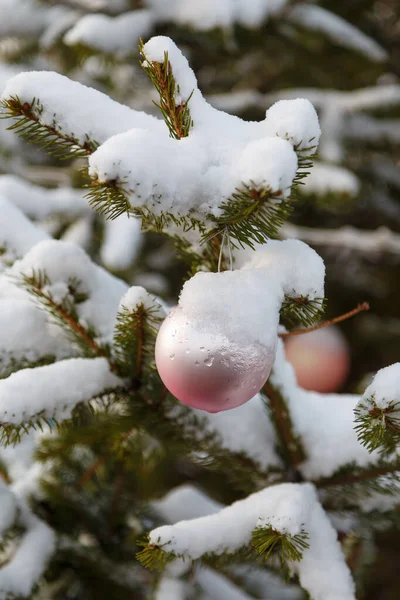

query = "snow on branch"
[84, 37, 320, 247]
[0, 0, 60, 39]
[196, 393, 281, 472]
[1, 37, 321, 247]
[0, 175, 90, 221]
[0, 480, 17, 537]
[0, 297, 68, 371]
[288, 5, 387, 62]
[0, 501, 55, 600]
[268, 340, 378, 481]
[297, 162, 360, 199]
[0, 436, 53, 598]
[0, 196, 49, 270]
[282, 224, 400, 256]
[113, 285, 166, 379]
[100, 216, 143, 272]
[64, 10, 154, 57]
[149, 0, 288, 31]
[155, 576, 187, 600]
[153, 485, 223, 524]
[0, 357, 122, 442]
[355, 363, 400, 454]
[209, 84, 400, 165]
[3, 239, 128, 346]
[140, 482, 355, 600]
[235, 239, 326, 328]
[153, 486, 258, 599]
[1, 71, 163, 153]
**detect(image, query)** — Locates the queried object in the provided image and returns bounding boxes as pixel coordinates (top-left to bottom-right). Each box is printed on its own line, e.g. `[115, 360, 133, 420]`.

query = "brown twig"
[29, 284, 120, 375]
[135, 306, 144, 378]
[153, 60, 187, 139]
[263, 381, 305, 472]
[315, 461, 400, 488]
[74, 455, 106, 490]
[0, 468, 11, 484]
[385, 419, 400, 434]
[280, 302, 370, 338]
[5, 98, 95, 154]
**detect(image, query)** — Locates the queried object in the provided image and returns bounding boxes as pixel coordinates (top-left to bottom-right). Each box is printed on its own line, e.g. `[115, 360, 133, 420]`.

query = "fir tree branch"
[203, 148, 315, 250]
[354, 398, 400, 454]
[0, 353, 56, 380]
[74, 455, 107, 490]
[17, 271, 119, 374]
[280, 295, 326, 329]
[140, 40, 193, 140]
[280, 302, 370, 338]
[113, 302, 163, 381]
[251, 525, 309, 565]
[203, 185, 292, 250]
[136, 536, 177, 571]
[315, 459, 400, 491]
[85, 179, 132, 220]
[137, 525, 309, 572]
[1, 96, 98, 159]
[262, 381, 306, 474]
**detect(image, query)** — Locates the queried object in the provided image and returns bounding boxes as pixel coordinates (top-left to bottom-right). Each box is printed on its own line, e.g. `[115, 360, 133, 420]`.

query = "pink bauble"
[155, 307, 275, 413]
[284, 327, 350, 393]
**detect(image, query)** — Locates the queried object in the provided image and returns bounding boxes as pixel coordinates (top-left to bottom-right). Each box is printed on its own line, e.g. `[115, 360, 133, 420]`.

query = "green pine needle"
[139, 39, 193, 140]
[1, 95, 98, 159]
[113, 302, 163, 380]
[315, 458, 400, 497]
[85, 179, 133, 221]
[251, 525, 310, 564]
[203, 184, 292, 250]
[354, 398, 400, 454]
[136, 536, 177, 571]
[280, 295, 326, 329]
[16, 270, 112, 362]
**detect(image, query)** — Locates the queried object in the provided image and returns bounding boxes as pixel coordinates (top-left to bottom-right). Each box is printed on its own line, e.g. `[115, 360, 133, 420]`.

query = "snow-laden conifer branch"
[251, 525, 309, 564]
[0, 175, 89, 221]
[65, 10, 154, 58]
[140, 39, 194, 140]
[262, 380, 306, 473]
[1, 38, 321, 250]
[0, 502, 55, 600]
[85, 179, 133, 221]
[1, 71, 163, 146]
[34, 0, 387, 66]
[17, 269, 115, 365]
[282, 224, 400, 256]
[314, 458, 400, 495]
[1, 96, 98, 159]
[235, 239, 326, 331]
[253, 338, 400, 501]
[139, 482, 356, 600]
[354, 364, 400, 454]
[279, 295, 326, 329]
[113, 286, 166, 380]
[0, 358, 122, 445]
[127, 390, 278, 495]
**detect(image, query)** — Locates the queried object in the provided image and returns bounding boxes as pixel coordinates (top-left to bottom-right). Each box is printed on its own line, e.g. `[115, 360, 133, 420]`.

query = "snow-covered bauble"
[285, 326, 350, 393]
[155, 270, 281, 413]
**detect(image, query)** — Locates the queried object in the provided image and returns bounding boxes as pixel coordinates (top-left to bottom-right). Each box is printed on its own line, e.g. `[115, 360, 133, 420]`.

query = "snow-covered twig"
[282, 224, 400, 256]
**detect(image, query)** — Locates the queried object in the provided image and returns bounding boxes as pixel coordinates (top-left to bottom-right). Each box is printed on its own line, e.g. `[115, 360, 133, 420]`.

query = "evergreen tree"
[0, 2, 399, 599]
